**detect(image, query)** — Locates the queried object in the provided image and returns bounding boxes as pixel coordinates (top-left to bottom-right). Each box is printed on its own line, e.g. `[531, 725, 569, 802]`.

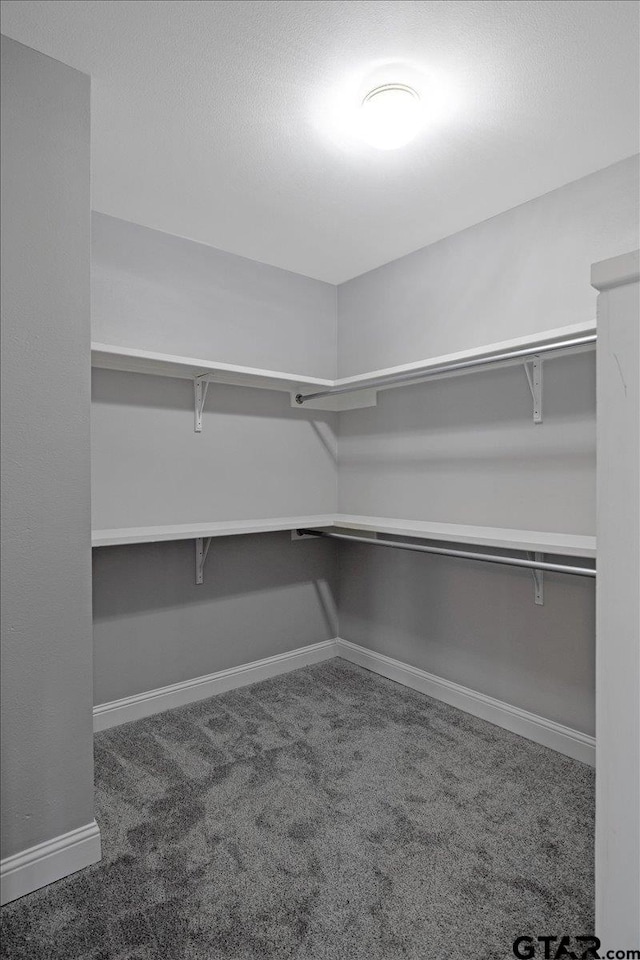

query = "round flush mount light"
[359, 83, 423, 150]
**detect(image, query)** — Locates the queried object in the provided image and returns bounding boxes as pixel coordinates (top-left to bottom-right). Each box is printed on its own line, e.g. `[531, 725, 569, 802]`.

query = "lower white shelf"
[331, 516, 596, 559]
[91, 515, 337, 548]
[92, 513, 596, 558]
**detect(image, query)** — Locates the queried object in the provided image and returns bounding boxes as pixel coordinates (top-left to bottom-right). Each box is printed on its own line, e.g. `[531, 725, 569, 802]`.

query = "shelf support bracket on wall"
[523, 356, 543, 423]
[195, 537, 212, 584]
[194, 375, 211, 433]
[528, 552, 544, 605]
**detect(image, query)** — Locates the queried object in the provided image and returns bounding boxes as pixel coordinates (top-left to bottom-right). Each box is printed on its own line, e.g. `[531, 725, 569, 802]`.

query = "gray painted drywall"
[92, 212, 337, 379]
[0, 37, 94, 857]
[91, 371, 337, 530]
[338, 156, 639, 377]
[91, 216, 339, 705]
[93, 533, 337, 704]
[593, 254, 640, 946]
[339, 351, 595, 534]
[338, 543, 595, 734]
[336, 158, 639, 736]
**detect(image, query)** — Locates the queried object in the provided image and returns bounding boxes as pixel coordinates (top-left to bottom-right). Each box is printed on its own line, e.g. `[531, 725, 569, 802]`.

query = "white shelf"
[93, 513, 596, 558]
[92, 320, 596, 414]
[91, 343, 334, 395]
[331, 516, 596, 559]
[91, 515, 338, 548]
[331, 320, 596, 392]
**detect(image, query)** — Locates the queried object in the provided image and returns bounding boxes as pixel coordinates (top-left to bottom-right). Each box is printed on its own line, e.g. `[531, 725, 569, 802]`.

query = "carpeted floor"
[1, 659, 594, 960]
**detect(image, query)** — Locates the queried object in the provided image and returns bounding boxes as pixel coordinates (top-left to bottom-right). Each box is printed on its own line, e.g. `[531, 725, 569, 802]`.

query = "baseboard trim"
[94, 634, 594, 764]
[1, 820, 101, 906]
[336, 638, 595, 766]
[93, 638, 339, 732]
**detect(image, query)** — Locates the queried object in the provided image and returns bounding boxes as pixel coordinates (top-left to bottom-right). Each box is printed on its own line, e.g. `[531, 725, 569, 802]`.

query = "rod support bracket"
[194, 375, 211, 432]
[524, 356, 543, 423]
[528, 552, 544, 605]
[195, 537, 212, 584]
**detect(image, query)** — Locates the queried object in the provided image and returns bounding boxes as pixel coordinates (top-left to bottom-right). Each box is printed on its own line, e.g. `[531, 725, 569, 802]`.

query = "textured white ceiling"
[1, 0, 638, 283]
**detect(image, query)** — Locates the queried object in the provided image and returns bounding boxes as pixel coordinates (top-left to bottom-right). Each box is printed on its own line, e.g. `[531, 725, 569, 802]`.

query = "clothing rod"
[297, 530, 596, 577]
[294, 333, 597, 405]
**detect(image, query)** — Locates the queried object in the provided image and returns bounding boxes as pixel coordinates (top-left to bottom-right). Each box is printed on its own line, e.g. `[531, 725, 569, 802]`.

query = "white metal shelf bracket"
[528, 552, 544, 605]
[524, 356, 543, 423]
[195, 537, 212, 584]
[194, 375, 211, 433]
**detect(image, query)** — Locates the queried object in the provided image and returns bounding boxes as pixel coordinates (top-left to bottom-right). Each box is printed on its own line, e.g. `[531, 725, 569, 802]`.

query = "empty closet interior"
[2, 9, 639, 950]
[91, 151, 627, 750]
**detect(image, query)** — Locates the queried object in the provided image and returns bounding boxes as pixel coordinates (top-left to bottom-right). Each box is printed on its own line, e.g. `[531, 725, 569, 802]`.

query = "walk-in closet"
[1, 2, 639, 958]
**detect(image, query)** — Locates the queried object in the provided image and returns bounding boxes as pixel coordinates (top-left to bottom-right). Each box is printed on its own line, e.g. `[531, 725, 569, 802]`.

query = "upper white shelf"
[330, 320, 596, 391]
[93, 513, 596, 558]
[92, 320, 596, 414]
[91, 343, 334, 394]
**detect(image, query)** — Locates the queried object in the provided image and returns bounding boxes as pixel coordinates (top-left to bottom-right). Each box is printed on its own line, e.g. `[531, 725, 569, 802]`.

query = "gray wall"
[91, 372, 337, 530]
[91, 216, 339, 704]
[1, 37, 94, 856]
[338, 543, 596, 733]
[339, 352, 596, 534]
[92, 212, 337, 379]
[338, 156, 639, 376]
[93, 534, 337, 704]
[336, 156, 639, 737]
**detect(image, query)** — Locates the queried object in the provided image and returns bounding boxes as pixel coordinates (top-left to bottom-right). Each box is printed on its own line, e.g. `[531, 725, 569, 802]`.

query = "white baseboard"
[94, 638, 339, 732]
[1, 820, 101, 906]
[93, 634, 594, 765]
[336, 638, 595, 766]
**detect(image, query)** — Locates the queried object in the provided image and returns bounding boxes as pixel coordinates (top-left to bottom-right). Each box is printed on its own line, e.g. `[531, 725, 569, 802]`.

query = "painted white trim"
[593, 255, 640, 945]
[591, 248, 640, 290]
[95, 636, 595, 764]
[0, 820, 101, 906]
[94, 638, 339, 731]
[336, 639, 595, 766]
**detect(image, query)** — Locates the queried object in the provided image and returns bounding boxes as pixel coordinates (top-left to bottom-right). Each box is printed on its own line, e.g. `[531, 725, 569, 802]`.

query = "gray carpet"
[0, 659, 594, 960]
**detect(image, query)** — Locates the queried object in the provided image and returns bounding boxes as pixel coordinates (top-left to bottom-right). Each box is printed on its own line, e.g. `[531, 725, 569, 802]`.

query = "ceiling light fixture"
[359, 83, 423, 150]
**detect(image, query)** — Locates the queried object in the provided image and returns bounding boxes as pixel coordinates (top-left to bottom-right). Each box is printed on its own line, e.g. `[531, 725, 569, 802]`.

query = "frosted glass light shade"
[359, 84, 422, 150]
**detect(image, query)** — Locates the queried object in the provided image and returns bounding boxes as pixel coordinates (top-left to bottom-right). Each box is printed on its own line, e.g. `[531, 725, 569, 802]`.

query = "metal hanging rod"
[297, 529, 596, 578]
[295, 332, 597, 405]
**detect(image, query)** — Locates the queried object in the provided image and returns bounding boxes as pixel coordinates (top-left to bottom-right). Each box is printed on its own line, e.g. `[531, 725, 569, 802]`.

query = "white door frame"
[592, 249, 640, 949]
